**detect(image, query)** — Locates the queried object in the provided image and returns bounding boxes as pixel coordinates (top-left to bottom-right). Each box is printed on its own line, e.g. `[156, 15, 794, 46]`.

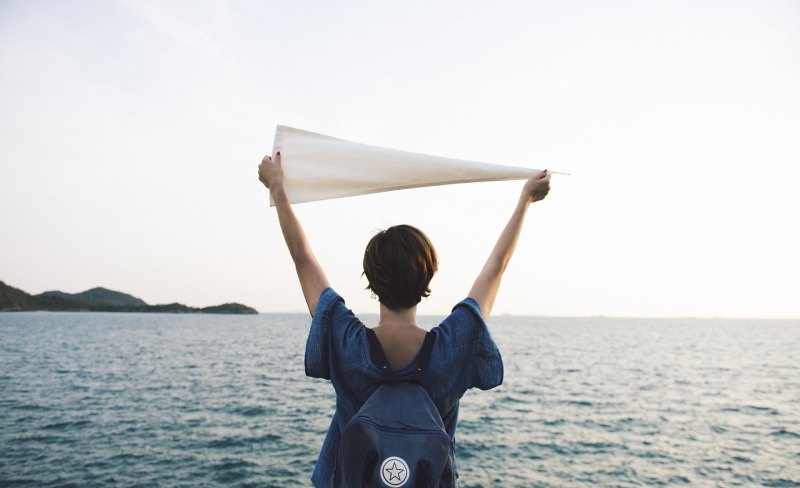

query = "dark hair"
[362, 225, 438, 310]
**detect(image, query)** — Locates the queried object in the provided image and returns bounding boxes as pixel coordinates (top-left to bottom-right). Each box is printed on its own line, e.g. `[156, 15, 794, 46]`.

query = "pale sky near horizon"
[1, 0, 799, 318]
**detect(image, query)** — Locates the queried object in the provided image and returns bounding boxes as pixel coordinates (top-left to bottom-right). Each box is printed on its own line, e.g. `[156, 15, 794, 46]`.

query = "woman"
[259, 152, 551, 487]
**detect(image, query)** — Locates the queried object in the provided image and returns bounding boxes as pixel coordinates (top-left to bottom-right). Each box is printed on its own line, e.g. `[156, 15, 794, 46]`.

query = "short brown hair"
[362, 225, 438, 310]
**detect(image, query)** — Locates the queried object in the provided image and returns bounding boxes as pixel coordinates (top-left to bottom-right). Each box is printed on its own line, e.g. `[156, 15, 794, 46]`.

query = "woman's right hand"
[522, 170, 551, 203]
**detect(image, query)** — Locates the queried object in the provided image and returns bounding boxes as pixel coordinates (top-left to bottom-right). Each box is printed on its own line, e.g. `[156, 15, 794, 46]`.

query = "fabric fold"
[271, 125, 549, 205]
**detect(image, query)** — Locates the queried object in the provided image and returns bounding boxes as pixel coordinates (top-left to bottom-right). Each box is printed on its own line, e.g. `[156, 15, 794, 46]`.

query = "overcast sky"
[1, 0, 798, 318]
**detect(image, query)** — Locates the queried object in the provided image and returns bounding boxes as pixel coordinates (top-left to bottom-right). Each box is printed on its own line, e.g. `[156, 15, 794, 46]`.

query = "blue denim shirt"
[306, 288, 504, 487]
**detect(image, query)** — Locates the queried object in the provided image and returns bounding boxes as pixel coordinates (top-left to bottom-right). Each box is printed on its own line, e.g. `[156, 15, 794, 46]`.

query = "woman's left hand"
[258, 151, 284, 190]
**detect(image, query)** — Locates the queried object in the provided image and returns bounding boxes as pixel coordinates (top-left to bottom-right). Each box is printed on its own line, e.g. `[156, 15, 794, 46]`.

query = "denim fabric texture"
[306, 288, 504, 487]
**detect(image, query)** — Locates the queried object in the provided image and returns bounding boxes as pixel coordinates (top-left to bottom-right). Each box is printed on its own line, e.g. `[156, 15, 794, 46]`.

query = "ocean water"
[1, 312, 798, 487]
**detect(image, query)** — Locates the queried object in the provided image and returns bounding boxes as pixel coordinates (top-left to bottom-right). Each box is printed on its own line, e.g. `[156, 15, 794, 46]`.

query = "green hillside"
[200, 303, 259, 314]
[0, 281, 39, 311]
[34, 291, 95, 311]
[0, 280, 257, 314]
[72, 287, 147, 308]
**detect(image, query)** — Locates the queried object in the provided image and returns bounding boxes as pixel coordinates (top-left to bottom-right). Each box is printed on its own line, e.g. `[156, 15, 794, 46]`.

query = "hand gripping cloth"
[270, 125, 549, 205]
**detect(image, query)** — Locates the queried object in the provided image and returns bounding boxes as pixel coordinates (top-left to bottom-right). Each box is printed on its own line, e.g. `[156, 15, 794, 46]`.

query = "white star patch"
[379, 456, 410, 487]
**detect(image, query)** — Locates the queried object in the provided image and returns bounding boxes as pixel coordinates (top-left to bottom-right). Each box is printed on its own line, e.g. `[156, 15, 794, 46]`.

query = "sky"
[1, 0, 799, 318]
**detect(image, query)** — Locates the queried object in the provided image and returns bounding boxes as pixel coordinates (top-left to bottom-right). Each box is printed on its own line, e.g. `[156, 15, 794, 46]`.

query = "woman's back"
[370, 324, 428, 370]
[305, 288, 503, 486]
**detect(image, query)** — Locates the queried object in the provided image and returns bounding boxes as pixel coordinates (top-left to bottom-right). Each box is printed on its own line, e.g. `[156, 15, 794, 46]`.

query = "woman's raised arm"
[468, 170, 551, 320]
[259, 152, 330, 316]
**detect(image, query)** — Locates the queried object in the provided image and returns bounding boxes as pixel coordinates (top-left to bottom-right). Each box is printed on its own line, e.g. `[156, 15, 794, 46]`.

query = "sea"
[1, 312, 798, 487]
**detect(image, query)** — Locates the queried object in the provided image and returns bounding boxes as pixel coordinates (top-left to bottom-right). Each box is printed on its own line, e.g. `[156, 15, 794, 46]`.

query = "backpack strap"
[363, 450, 379, 486]
[415, 460, 430, 488]
[365, 328, 392, 372]
[410, 332, 435, 381]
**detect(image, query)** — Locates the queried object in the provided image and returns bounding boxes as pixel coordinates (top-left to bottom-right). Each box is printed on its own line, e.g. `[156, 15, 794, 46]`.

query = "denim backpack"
[334, 330, 456, 488]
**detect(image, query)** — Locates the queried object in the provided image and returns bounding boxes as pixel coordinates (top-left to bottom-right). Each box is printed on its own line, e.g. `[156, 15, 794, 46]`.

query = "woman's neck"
[377, 303, 417, 328]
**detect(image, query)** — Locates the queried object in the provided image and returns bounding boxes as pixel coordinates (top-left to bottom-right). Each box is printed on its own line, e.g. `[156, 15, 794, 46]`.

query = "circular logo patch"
[379, 456, 409, 487]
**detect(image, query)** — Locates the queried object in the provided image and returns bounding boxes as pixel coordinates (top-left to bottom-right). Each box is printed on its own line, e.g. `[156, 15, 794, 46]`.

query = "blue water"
[1, 313, 798, 487]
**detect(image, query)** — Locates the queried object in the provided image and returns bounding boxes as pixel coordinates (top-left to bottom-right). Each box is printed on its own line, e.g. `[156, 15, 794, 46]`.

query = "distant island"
[0, 280, 258, 314]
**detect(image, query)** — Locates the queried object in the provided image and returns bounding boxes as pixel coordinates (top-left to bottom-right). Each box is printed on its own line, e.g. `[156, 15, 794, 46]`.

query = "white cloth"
[271, 125, 548, 205]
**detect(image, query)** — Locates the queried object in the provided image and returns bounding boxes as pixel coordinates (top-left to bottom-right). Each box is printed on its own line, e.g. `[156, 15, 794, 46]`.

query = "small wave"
[770, 429, 800, 439]
[762, 479, 800, 487]
[9, 403, 51, 412]
[0, 479, 39, 487]
[667, 475, 691, 484]
[635, 450, 674, 461]
[207, 433, 281, 449]
[109, 452, 146, 461]
[578, 419, 613, 430]
[743, 405, 780, 415]
[8, 434, 60, 444]
[231, 405, 273, 417]
[575, 441, 620, 452]
[210, 458, 258, 483]
[520, 441, 570, 456]
[255, 433, 282, 443]
[564, 400, 593, 407]
[207, 437, 249, 449]
[212, 458, 257, 471]
[212, 470, 250, 483]
[41, 420, 91, 430]
[498, 394, 529, 404]
[457, 441, 492, 460]
[262, 466, 300, 478]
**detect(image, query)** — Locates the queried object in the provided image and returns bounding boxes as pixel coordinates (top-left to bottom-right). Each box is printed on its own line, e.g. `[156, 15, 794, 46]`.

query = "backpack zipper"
[345, 418, 452, 443]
